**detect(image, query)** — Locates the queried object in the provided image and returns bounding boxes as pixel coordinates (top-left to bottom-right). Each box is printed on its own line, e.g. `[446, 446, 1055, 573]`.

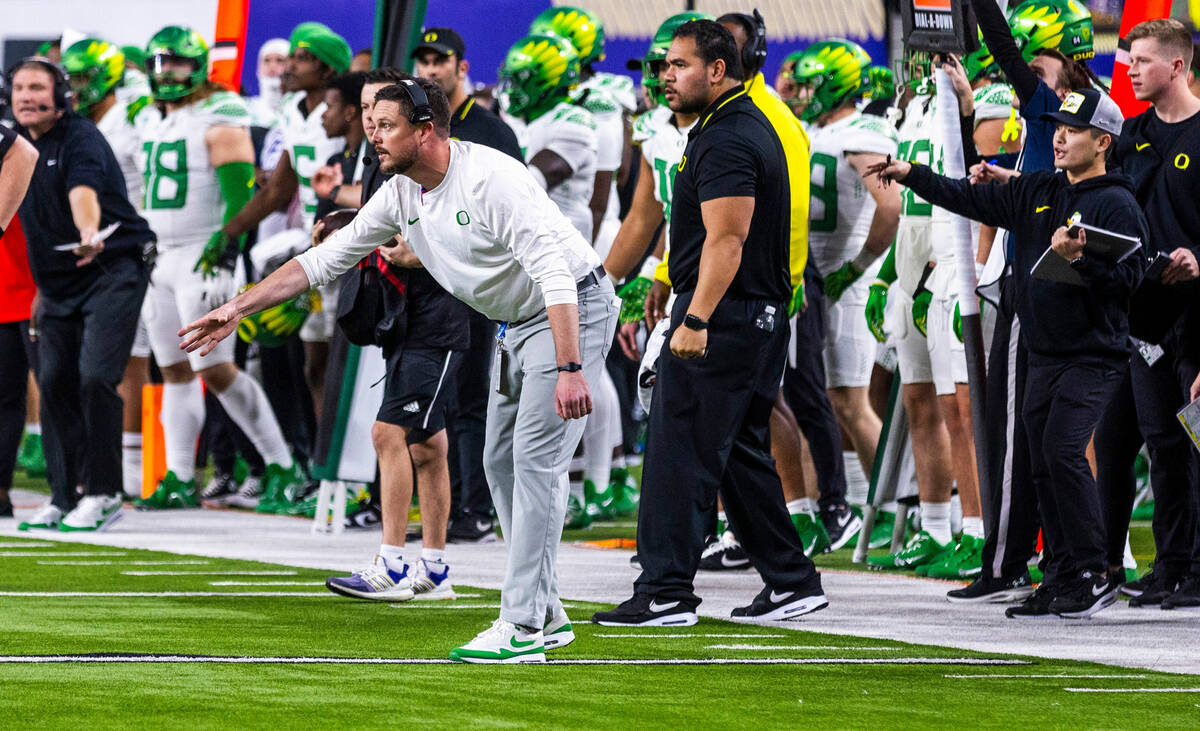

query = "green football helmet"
[865, 65, 896, 102]
[529, 6, 605, 67]
[62, 38, 125, 115]
[790, 39, 871, 123]
[498, 33, 580, 121]
[145, 25, 209, 101]
[640, 11, 713, 107]
[962, 29, 999, 82]
[237, 289, 318, 348]
[1007, 0, 1094, 62]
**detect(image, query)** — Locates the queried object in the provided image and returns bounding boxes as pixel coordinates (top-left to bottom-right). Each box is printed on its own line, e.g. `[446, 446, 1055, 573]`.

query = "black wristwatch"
[683, 314, 708, 331]
[557, 362, 583, 373]
[329, 184, 343, 202]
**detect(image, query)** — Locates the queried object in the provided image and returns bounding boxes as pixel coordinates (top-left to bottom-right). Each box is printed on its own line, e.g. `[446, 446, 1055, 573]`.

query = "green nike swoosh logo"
[407, 217, 419, 225]
[510, 637, 536, 648]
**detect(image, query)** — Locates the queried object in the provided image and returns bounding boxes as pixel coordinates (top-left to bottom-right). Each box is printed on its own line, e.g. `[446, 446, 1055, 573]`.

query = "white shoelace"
[474, 618, 514, 641]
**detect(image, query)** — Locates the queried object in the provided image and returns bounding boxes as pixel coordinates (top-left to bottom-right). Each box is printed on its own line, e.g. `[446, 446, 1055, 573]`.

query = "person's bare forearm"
[687, 234, 742, 321]
[231, 259, 311, 319]
[335, 184, 363, 209]
[0, 137, 37, 229]
[546, 302, 583, 366]
[860, 206, 900, 260]
[67, 186, 101, 233]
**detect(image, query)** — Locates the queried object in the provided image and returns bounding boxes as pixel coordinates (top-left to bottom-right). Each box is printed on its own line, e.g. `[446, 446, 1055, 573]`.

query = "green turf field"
[2, 534, 1195, 729]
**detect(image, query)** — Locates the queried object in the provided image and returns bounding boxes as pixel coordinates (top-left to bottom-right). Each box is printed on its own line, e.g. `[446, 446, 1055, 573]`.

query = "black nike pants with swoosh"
[634, 292, 821, 601]
[1022, 355, 1126, 579]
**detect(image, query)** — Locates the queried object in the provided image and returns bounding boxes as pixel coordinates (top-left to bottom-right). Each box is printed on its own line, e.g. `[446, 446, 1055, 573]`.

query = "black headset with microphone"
[396, 78, 434, 125]
[2, 56, 72, 111]
[740, 9, 768, 78]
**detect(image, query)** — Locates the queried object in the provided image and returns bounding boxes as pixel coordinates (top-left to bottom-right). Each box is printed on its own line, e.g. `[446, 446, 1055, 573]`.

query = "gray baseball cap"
[1040, 88, 1124, 136]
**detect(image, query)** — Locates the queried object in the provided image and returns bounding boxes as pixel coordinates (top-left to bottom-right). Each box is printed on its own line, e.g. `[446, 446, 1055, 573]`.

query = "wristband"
[329, 184, 343, 202]
[851, 249, 876, 273]
[557, 362, 583, 373]
[683, 314, 708, 331]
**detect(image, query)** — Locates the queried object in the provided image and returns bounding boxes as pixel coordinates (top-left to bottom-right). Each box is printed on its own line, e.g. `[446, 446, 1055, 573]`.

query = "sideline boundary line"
[0, 654, 1032, 667]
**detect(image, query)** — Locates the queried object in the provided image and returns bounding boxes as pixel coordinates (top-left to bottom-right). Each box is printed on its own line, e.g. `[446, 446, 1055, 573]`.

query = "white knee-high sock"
[844, 452, 870, 506]
[122, 432, 143, 498]
[921, 501, 953, 546]
[581, 369, 618, 487]
[214, 371, 292, 467]
[161, 380, 205, 481]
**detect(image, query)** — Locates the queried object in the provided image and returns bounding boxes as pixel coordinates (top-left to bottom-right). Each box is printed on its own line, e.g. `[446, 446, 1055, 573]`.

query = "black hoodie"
[904, 164, 1148, 362]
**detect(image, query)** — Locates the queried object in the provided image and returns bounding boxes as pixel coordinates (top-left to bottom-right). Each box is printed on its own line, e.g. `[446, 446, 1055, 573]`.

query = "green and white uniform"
[632, 105, 694, 253]
[140, 90, 251, 369]
[574, 72, 633, 257]
[807, 110, 897, 388]
[505, 101, 598, 241]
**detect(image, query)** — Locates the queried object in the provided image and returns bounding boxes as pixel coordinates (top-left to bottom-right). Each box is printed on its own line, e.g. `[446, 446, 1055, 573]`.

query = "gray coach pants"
[484, 279, 618, 629]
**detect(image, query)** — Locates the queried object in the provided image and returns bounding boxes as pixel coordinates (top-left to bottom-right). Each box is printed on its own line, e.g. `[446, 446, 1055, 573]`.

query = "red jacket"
[1, 216, 36, 323]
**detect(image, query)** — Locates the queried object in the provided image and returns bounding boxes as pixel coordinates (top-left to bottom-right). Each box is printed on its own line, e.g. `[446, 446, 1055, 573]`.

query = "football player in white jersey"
[528, 6, 638, 522]
[247, 38, 289, 128]
[136, 26, 303, 510]
[221, 22, 351, 438]
[791, 40, 900, 511]
[499, 32, 609, 526]
[63, 38, 161, 502]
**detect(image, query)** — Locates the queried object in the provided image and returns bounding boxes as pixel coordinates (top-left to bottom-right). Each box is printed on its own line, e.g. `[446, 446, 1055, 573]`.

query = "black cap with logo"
[1039, 88, 1123, 136]
[410, 28, 465, 60]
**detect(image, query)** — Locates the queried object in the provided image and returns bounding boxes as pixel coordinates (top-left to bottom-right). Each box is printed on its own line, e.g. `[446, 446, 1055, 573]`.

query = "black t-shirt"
[0, 123, 17, 160]
[668, 85, 791, 302]
[16, 113, 152, 298]
[449, 98, 523, 162]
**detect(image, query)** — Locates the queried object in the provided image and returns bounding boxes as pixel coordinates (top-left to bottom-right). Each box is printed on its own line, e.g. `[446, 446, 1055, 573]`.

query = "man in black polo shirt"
[413, 27, 523, 542]
[595, 21, 825, 626]
[8, 57, 153, 532]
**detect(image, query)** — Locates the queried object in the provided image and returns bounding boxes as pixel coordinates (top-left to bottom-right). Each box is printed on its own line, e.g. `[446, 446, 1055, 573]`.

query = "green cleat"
[564, 494, 592, 530]
[853, 506, 897, 549]
[792, 512, 831, 557]
[868, 530, 950, 571]
[584, 478, 615, 521]
[1130, 500, 1154, 522]
[135, 471, 197, 510]
[924, 534, 985, 579]
[607, 468, 640, 518]
[17, 432, 46, 477]
[257, 462, 305, 514]
[914, 542, 960, 577]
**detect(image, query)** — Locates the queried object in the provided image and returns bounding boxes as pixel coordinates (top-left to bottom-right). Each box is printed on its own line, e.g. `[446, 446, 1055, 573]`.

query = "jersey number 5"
[142, 140, 189, 210]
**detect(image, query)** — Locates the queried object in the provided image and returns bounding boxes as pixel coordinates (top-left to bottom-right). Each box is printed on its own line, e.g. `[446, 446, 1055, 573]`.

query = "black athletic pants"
[0, 321, 30, 490]
[1128, 331, 1200, 579]
[979, 276, 1041, 583]
[781, 269, 848, 510]
[1094, 366, 1143, 570]
[635, 292, 820, 600]
[446, 306, 495, 521]
[38, 256, 146, 508]
[1023, 355, 1125, 580]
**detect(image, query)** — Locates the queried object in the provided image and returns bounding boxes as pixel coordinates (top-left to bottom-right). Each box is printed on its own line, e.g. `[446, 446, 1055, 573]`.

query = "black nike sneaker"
[819, 504, 863, 552]
[1005, 583, 1059, 619]
[1128, 572, 1181, 607]
[732, 583, 827, 621]
[447, 512, 499, 543]
[946, 572, 1035, 604]
[1162, 575, 1200, 610]
[592, 593, 700, 627]
[1049, 571, 1119, 619]
[698, 533, 751, 571]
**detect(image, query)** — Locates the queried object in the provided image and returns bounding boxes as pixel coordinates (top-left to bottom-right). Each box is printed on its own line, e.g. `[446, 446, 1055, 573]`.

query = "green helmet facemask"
[529, 6, 605, 68]
[791, 39, 871, 123]
[639, 11, 713, 107]
[497, 33, 580, 121]
[62, 38, 125, 115]
[145, 25, 209, 101]
[1008, 0, 1094, 63]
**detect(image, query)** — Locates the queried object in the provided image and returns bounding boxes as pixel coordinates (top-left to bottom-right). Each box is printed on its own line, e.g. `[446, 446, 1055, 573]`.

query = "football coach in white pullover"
[180, 76, 618, 664]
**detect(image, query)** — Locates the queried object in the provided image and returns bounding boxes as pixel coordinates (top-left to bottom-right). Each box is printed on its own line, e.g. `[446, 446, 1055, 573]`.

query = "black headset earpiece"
[745, 9, 767, 77]
[3, 56, 71, 110]
[398, 78, 434, 125]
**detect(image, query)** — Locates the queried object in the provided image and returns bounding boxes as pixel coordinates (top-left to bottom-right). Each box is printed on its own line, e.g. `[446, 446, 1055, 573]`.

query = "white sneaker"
[449, 619, 545, 664]
[410, 558, 455, 600]
[19, 502, 63, 531]
[543, 608, 575, 650]
[324, 555, 415, 601]
[59, 495, 123, 532]
[224, 476, 262, 509]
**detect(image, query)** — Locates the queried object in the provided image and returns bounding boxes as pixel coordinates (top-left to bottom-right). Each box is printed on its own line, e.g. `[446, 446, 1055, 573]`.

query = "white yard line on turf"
[1064, 688, 1200, 693]
[121, 570, 298, 576]
[706, 644, 898, 651]
[0, 542, 55, 548]
[0, 551, 127, 556]
[0, 592, 334, 597]
[38, 561, 211, 566]
[0, 655, 1031, 666]
[208, 581, 326, 586]
[386, 603, 576, 609]
[597, 628, 787, 633]
[946, 674, 1148, 679]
